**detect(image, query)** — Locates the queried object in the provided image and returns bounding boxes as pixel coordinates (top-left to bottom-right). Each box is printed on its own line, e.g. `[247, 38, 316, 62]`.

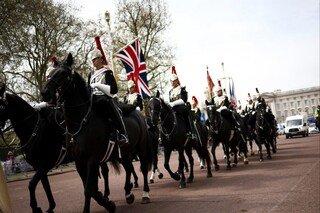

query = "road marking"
[268, 160, 320, 212]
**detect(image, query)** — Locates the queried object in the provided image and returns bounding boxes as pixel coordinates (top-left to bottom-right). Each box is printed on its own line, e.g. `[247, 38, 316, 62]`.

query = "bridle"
[47, 68, 93, 142]
[206, 105, 220, 132]
[0, 92, 41, 152]
[150, 97, 177, 140]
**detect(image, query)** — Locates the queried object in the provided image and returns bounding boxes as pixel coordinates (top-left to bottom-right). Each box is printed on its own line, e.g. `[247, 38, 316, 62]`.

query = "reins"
[159, 103, 177, 139]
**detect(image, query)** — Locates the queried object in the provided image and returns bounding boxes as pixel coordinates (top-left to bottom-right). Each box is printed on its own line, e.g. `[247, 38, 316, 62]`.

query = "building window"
[293, 97, 296, 100]
[297, 101, 300, 107]
[291, 109, 295, 115]
[304, 100, 308, 105]
[311, 99, 315, 105]
[290, 102, 293, 107]
[283, 103, 287, 108]
[276, 103, 280, 109]
[305, 108, 309, 115]
[284, 110, 288, 117]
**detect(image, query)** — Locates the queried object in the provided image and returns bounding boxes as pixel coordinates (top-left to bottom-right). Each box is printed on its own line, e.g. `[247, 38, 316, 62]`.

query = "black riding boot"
[185, 114, 197, 141]
[107, 99, 129, 147]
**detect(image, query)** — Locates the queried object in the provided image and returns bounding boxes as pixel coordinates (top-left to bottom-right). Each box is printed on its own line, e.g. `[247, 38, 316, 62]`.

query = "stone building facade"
[262, 86, 320, 124]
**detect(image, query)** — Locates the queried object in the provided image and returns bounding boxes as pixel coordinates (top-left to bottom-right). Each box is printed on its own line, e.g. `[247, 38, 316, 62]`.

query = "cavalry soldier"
[88, 47, 128, 147]
[244, 93, 255, 115]
[124, 79, 143, 111]
[212, 82, 240, 131]
[168, 73, 196, 140]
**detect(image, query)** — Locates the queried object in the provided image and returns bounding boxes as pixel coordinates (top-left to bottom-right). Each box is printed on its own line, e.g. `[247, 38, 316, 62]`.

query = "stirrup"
[117, 134, 129, 147]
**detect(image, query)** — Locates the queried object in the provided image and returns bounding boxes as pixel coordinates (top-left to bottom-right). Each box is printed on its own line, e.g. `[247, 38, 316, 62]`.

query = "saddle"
[118, 103, 137, 116]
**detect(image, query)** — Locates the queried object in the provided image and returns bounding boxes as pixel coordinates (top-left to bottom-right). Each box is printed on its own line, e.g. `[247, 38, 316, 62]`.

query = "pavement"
[5, 162, 77, 183]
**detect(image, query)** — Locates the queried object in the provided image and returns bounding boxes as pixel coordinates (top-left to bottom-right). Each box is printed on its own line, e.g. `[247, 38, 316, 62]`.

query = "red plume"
[192, 96, 198, 106]
[94, 36, 108, 64]
[172, 65, 177, 74]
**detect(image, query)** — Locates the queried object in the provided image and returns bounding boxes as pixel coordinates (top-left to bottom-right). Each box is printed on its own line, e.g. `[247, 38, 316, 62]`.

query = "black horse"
[254, 103, 273, 161]
[206, 104, 238, 170]
[41, 54, 153, 213]
[0, 84, 66, 213]
[189, 112, 212, 177]
[148, 93, 196, 188]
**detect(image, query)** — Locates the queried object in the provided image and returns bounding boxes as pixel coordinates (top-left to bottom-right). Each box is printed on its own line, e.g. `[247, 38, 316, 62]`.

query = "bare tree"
[112, 0, 174, 95]
[0, 0, 96, 102]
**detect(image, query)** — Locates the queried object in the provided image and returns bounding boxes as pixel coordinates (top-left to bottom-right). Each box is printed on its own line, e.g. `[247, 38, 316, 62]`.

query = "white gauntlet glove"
[34, 102, 48, 111]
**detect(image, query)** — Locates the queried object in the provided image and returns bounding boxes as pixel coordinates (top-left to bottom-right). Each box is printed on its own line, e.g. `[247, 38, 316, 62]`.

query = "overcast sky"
[63, 0, 319, 104]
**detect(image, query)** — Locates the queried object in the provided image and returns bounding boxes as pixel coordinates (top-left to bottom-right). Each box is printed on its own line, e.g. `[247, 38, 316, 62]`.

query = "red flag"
[94, 36, 108, 64]
[206, 67, 214, 96]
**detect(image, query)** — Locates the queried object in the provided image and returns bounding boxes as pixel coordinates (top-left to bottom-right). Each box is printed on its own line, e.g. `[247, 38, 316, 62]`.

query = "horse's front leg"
[224, 143, 232, 170]
[29, 169, 47, 213]
[255, 136, 264, 162]
[265, 138, 272, 159]
[86, 163, 115, 213]
[211, 142, 220, 171]
[184, 146, 194, 183]
[40, 173, 56, 213]
[163, 147, 180, 181]
[178, 149, 186, 189]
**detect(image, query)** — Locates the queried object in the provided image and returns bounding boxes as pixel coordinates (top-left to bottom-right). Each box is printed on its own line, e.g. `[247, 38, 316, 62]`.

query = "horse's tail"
[146, 128, 154, 172]
[109, 159, 121, 175]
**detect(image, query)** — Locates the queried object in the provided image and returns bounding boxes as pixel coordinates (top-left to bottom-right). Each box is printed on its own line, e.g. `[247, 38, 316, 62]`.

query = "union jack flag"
[116, 38, 151, 99]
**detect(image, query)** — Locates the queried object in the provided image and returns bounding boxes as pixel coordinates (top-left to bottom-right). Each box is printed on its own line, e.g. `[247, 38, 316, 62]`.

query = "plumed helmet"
[46, 66, 55, 78]
[247, 93, 252, 101]
[214, 85, 222, 92]
[127, 80, 135, 89]
[170, 73, 179, 82]
[90, 48, 103, 61]
[255, 87, 261, 98]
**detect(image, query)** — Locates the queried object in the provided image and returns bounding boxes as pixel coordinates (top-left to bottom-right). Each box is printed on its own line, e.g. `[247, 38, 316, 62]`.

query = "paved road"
[7, 134, 320, 213]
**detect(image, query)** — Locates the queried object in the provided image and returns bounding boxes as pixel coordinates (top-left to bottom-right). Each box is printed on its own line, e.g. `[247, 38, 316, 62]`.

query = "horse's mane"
[7, 93, 35, 113]
[72, 71, 90, 101]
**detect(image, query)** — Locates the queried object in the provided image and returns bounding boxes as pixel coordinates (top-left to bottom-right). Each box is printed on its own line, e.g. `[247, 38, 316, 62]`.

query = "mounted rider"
[88, 36, 128, 147]
[244, 93, 255, 115]
[124, 79, 143, 111]
[168, 67, 197, 141]
[212, 81, 240, 131]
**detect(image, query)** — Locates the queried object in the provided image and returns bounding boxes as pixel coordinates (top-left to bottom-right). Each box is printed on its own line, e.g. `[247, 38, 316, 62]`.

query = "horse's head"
[41, 53, 74, 103]
[255, 103, 266, 129]
[205, 101, 219, 131]
[148, 91, 162, 125]
[0, 83, 9, 128]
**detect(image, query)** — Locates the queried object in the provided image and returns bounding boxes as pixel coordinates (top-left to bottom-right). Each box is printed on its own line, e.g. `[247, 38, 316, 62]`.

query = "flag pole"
[105, 10, 117, 81]
[113, 37, 140, 55]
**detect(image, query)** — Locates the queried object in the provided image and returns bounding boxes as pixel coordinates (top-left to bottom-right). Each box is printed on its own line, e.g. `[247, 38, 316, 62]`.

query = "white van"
[285, 115, 309, 139]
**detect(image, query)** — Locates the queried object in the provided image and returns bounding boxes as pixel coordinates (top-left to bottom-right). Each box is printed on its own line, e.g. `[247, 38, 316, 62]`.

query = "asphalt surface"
[6, 134, 320, 213]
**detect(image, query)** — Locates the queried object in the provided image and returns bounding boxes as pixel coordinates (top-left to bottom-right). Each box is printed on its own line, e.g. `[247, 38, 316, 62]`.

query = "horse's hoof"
[187, 177, 193, 183]
[267, 155, 272, 160]
[200, 165, 204, 169]
[141, 197, 151, 204]
[250, 152, 254, 156]
[46, 209, 54, 213]
[232, 163, 237, 168]
[226, 166, 232, 170]
[173, 172, 181, 181]
[126, 193, 135, 204]
[259, 158, 264, 162]
[158, 173, 164, 179]
[244, 160, 249, 165]
[106, 200, 116, 213]
[207, 172, 213, 178]
[179, 182, 186, 189]
[149, 179, 154, 184]
[134, 182, 139, 188]
[215, 165, 220, 171]
[33, 207, 43, 213]
[273, 150, 277, 154]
